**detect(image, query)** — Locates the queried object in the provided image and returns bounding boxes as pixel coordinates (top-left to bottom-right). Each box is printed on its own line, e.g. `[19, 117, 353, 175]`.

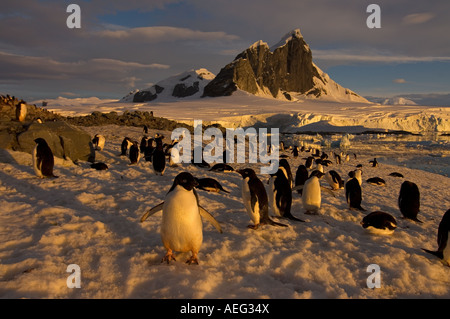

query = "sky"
[1, 0, 450, 102]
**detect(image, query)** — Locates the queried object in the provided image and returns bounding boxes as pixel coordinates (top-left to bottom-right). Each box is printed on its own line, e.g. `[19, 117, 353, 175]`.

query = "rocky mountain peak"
[202, 29, 369, 103]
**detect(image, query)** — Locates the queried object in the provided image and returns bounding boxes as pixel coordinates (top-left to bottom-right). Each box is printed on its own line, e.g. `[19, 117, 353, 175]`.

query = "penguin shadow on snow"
[0, 148, 20, 165]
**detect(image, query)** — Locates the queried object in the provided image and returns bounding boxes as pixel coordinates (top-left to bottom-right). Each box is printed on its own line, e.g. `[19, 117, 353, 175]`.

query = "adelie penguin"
[92, 134, 105, 151]
[389, 172, 404, 178]
[369, 158, 378, 167]
[398, 181, 422, 223]
[305, 156, 314, 170]
[294, 170, 334, 215]
[129, 141, 140, 165]
[422, 209, 450, 266]
[32, 138, 58, 178]
[366, 177, 386, 186]
[324, 170, 344, 190]
[140, 172, 222, 265]
[361, 211, 397, 235]
[345, 176, 365, 211]
[237, 168, 288, 229]
[209, 163, 234, 172]
[152, 137, 166, 175]
[15, 101, 27, 122]
[294, 164, 309, 195]
[194, 177, 230, 194]
[140, 136, 149, 153]
[268, 168, 305, 222]
[120, 137, 133, 156]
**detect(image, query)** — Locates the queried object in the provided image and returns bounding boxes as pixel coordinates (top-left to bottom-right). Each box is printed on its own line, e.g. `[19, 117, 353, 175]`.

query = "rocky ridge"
[202, 29, 368, 102]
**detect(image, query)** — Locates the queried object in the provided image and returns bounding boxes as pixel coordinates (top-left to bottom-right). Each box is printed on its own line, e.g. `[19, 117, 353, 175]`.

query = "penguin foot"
[185, 256, 199, 265]
[161, 252, 176, 264]
[247, 224, 259, 230]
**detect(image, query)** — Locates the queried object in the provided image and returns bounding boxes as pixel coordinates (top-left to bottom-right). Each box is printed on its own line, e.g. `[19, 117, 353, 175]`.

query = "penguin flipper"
[199, 206, 223, 234]
[140, 202, 164, 222]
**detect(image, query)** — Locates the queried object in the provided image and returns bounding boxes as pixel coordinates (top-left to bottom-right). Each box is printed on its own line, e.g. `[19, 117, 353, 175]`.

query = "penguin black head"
[34, 138, 48, 146]
[309, 170, 324, 179]
[170, 172, 199, 192]
[237, 168, 257, 179]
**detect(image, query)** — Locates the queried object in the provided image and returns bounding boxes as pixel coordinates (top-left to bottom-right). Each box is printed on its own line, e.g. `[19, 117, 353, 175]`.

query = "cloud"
[312, 49, 450, 65]
[94, 26, 240, 43]
[0, 51, 169, 81]
[402, 13, 435, 25]
[393, 78, 406, 84]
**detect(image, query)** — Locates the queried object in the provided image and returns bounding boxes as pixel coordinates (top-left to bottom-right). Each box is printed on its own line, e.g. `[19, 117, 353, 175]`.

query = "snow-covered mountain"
[122, 29, 369, 104]
[382, 97, 418, 106]
[203, 29, 370, 103]
[121, 68, 215, 103]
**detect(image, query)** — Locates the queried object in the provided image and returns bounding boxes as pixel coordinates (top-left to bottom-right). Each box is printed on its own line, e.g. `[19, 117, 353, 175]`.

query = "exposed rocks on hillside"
[202, 29, 368, 102]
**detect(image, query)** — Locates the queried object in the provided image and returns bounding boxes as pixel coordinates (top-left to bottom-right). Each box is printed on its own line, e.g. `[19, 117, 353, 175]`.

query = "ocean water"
[281, 132, 450, 177]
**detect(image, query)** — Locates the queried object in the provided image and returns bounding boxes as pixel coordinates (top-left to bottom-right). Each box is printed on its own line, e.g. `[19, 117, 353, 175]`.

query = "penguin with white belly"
[140, 172, 222, 265]
[300, 170, 325, 214]
[237, 168, 288, 229]
[15, 101, 27, 122]
[324, 170, 344, 190]
[422, 209, 450, 266]
[92, 134, 105, 151]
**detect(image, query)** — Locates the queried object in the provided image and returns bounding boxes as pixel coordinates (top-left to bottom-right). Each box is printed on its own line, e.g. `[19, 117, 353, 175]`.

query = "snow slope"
[120, 68, 215, 103]
[0, 124, 449, 299]
[42, 93, 450, 133]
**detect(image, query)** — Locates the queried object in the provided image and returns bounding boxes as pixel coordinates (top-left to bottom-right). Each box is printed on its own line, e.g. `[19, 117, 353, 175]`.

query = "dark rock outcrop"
[172, 81, 200, 97]
[202, 31, 319, 98]
[202, 29, 368, 102]
[123, 69, 215, 103]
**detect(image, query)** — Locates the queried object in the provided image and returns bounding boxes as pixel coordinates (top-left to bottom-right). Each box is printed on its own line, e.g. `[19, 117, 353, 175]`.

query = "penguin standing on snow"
[129, 141, 140, 165]
[140, 136, 149, 153]
[120, 137, 133, 156]
[422, 209, 450, 266]
[32, 138, 58, 178]
[305, 156, 314, 170]
[299, 170, 328, 214]
[15, 101, 27, 122]
[237, 168, 288, 229]
[152, 137, 166, 175]
[345, 176, 365, 211]
[92, 134, 105, 151]
[144, 138, 155, 162]
[398, 181, 422, 222]
[348, 168, 363, 186]
[369, 158, 378, 167]
[269, 168, 305, 222]
[324, 170, 344, 190]
[140, 172, 222, 265]
[294, 164, 309, 195]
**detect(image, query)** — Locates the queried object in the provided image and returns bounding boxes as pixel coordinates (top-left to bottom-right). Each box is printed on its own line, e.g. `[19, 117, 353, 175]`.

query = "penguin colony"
[28, 126, 449, 267]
